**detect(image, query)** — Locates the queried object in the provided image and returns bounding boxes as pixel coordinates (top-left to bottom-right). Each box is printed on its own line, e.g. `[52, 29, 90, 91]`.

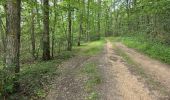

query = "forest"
[0, 0, 170, 100]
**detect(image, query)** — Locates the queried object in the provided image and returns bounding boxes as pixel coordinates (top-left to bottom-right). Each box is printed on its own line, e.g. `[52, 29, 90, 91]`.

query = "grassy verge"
[75, 39, 105, 56]
[109, 36, 170, 65]
[82, 62, 101, 100]
[0, 39, 105, 99]
[115, 48, 169, 97]
[0, 51, 74, 100]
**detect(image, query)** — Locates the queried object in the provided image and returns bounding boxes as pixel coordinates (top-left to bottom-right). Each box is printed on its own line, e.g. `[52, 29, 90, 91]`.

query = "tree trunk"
[51, 0, 57, 58]
[5, 0, 21, 92]
[78, 0, 84, 46]
[67, 1, 72, 51]
[126, 0, 130, 32]
[31, 9, 36, 60]
[86, 0, 90, 41]
[97, 0, 101, 40]
[78, 16, 83, 46]
[42, 0, 50, 60]
[0, 16, 5, 48]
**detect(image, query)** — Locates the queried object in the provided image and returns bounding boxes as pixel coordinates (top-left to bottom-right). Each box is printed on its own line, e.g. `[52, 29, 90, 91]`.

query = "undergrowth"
[75, 39, 105, 56]
[110, 36, 170, 65]
[0, 51, 74, 100]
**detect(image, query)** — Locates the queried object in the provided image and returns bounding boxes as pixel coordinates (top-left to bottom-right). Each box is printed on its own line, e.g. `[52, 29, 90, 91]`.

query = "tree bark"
[31, 9, 36, 60]
[86, 0, 90, 41]
[42, 0, 50, 60]
[78, 0, 84, 46]
[5, 0, 21, 92]
[67, 0, 72, 51]
[51, 0, 57, 58]
[97, 0, 101, 40]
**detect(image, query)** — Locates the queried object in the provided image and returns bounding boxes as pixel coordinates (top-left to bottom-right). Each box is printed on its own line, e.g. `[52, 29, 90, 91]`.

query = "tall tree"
[42, 0, 50, 60]
[31, 9, 36, 59]
[51, 0, 57, 58]
[67, 0, 72, 51]
[78, 0, 84, 46]
[97, 0, 101, 40]
[86, 0, 90, 41]
[5, 0, 21, 91]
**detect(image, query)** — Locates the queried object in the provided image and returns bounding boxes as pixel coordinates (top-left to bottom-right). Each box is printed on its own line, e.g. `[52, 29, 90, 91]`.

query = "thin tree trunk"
[86, 0, 90, 41]
[78, 17, 83, 46]
[78, 0, 84, 46]
[31, 9, 36, 59]
[126, 0, 130, 32]
[67, 0, 72, 51]
[0, 16, 5, 52]
[97, 0, 101, 40]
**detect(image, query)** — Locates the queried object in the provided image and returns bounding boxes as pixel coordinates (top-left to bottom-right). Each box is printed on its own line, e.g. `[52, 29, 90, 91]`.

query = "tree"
[67, 0, 72, 51]
[51, 0, 57, 58]
[31, 9, 36, 59]
[5, 0, 21, 91]
[97, 0, 101, 40]
[42, 0, 50, 60]
[77, 0, 84, 46]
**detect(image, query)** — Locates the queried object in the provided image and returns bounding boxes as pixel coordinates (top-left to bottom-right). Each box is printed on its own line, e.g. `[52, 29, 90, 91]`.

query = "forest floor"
[45, 40, 170, 100]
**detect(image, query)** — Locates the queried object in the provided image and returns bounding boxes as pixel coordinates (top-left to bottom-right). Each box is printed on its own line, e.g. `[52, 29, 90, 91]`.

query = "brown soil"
[45, 55, 102, 100]
[98, 41, 155, 100]
[45, 41, 170, 100]
[115, 42, 170, 99]
[46, 56, 90, 100]
[116, 43, 170, 89]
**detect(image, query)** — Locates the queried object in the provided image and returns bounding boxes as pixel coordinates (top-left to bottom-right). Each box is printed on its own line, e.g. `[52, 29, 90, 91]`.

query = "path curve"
[116, 43, 170, 92]
[99, 41, 155, 100]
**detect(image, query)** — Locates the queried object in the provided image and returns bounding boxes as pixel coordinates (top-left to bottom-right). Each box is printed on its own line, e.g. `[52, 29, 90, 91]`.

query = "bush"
[0, 69, 16, 99]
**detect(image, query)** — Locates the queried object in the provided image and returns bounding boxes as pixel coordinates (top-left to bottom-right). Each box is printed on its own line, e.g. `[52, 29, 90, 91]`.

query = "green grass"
[0, 39, 105, 99]
[0, 50, 74, 100]
[75, 39, 104, 100]
[0, 59, 61, 100]
[111, 36, 170, 65]
[19, 59, 61, 99]
[83, 63, 101, 100]
[75, 39, 105, 56]
[115, 48, 169, 96]
[74, 39, 105, 100]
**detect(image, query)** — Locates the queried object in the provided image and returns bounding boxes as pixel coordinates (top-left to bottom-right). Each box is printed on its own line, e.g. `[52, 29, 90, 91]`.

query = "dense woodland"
[0, 0, 170, 99]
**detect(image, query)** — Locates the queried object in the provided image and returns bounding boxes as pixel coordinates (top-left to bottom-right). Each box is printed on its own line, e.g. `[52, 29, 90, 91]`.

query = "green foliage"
[0, 59, 60, 99]
[118, 36, 170, 64]
[112, 0, 170, 44]
[56, 51, 75, 60]
[0, 0, 112, 99]
[0, 68, 17, 98]
[18, 59, 61, 99]
[86, 92, 99, 100]
[35, 89, 46, 98]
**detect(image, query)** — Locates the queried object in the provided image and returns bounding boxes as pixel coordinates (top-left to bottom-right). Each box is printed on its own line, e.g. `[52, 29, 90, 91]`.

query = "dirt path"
[116, 43, 170, 93]
[99, 41, 155, 100]
[45, 40, 166, 100]
[46, 56, 90, 100]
